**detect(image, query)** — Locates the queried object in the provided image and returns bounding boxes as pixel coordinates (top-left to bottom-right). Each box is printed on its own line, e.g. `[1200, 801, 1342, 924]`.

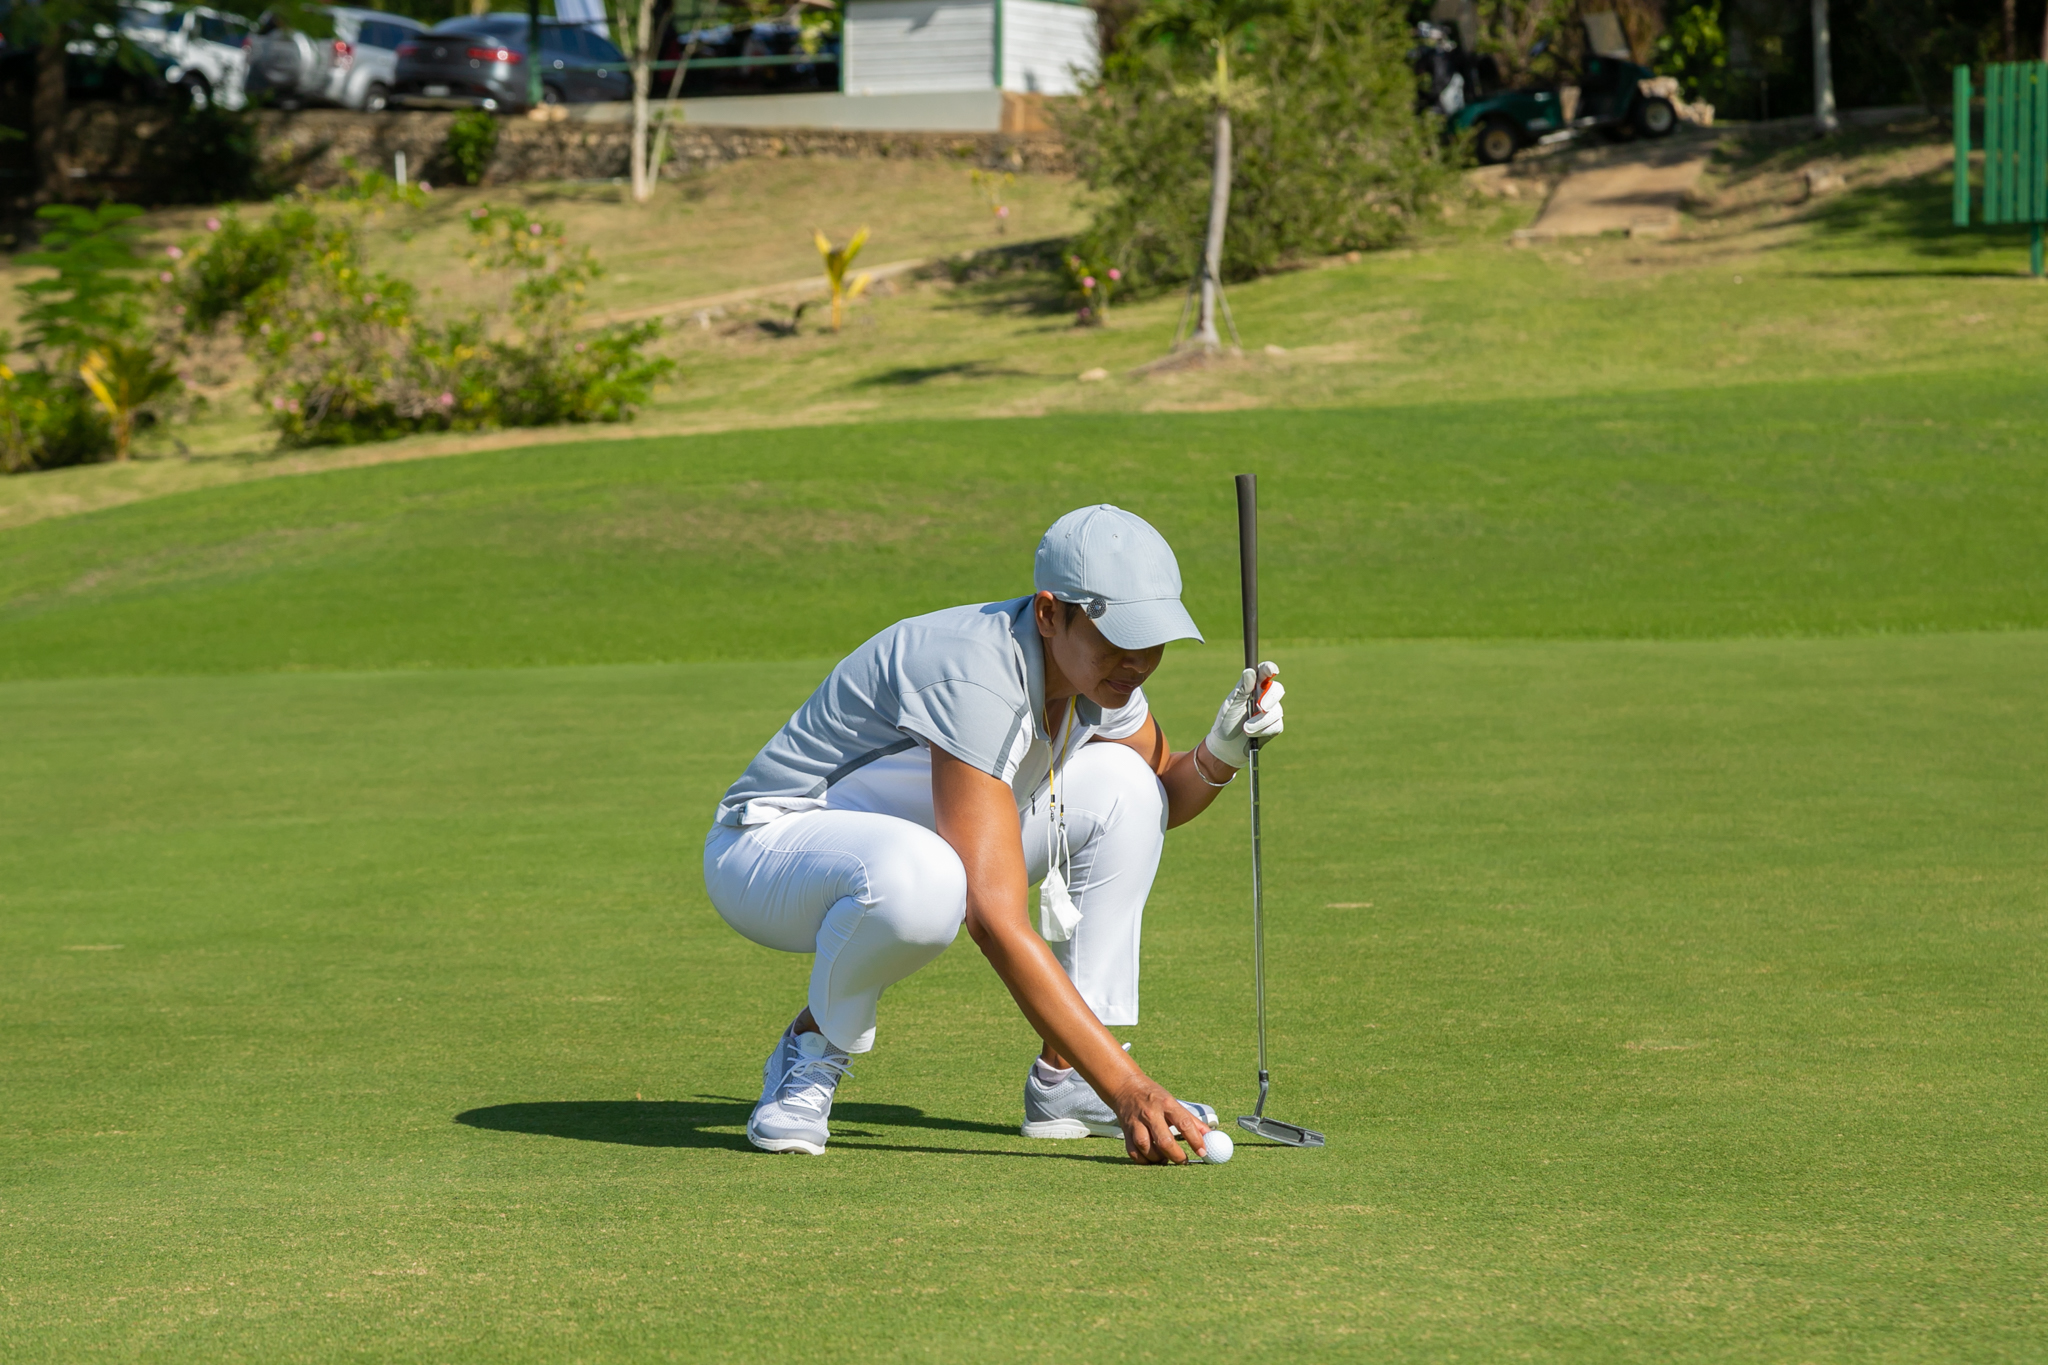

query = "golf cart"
[1413, 13, 1680, 166]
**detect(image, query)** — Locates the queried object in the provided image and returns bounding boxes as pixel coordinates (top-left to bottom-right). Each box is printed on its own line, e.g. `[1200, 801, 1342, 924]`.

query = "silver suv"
[117, 2, 253, 108]
[245, 5, 424, 110]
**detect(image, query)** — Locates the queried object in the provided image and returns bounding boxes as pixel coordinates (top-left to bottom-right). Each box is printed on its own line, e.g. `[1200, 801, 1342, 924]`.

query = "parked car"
[117, 1, 252, 108]
[659, 17, 838, 97]
[245, 5, 423, 110]
[394, 14, 625, 113]
[0, 27, 183, 109]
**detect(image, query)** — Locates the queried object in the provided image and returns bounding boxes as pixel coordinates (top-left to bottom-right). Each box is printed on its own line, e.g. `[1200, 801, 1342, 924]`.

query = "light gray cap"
[1034, 505, 1205, 650]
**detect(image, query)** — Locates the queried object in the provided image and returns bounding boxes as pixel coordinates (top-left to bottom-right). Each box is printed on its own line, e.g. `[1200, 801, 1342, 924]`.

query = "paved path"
[1515, 139, 1711, 241]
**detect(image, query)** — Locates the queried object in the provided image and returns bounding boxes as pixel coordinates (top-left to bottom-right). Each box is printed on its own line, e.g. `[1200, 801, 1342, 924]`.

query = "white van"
[117, 1, 254, 109]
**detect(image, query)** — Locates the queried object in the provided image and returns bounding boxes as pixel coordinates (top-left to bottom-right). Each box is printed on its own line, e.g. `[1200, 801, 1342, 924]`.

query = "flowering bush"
[1062, 253, 1123, 326]
[169, 173, 673, 447]
[464, 205, 670, 424]
[969, 168, 1016, 233]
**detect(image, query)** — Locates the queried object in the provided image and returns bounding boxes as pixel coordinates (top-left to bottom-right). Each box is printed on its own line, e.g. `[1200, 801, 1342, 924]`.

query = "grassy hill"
[3, 370, 2044, 678]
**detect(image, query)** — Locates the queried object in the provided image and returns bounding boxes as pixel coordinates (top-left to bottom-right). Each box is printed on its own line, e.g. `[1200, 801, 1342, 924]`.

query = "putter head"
[1237, 1115, 1326, 1148]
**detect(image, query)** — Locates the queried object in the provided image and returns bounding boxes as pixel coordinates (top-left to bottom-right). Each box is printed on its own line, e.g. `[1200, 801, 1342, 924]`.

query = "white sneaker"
[747, 1027, 852, 1156]
[1020, 1058, 1219, 1139]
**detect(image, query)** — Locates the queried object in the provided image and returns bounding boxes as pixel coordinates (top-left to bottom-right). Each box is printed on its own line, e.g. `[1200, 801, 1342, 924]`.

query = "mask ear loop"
[1041, 697, 1079, 941]
[1050, 696, 1076, 881]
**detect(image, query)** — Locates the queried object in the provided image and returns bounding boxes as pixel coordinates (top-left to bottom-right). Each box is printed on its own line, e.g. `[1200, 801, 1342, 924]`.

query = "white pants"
[702, 741, 1168, 1054]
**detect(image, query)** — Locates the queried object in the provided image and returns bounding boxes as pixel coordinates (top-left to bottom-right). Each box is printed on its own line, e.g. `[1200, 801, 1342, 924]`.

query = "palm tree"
[1127, 0, 1289, 352]
[1813, 0, 1838, 133]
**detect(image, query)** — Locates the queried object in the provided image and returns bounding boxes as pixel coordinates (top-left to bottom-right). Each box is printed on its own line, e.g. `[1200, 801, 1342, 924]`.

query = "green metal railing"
[1954, 62, 2048, 275]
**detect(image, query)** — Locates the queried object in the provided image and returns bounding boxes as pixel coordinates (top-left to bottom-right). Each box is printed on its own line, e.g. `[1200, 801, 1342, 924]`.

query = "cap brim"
[1096, 597, 1204, 650]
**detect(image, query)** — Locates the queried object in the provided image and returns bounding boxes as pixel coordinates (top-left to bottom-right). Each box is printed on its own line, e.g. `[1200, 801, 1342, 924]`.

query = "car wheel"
[1634, 96, 1678, 138]
[364, 82, 390, 113]
[541, 83, 565, 106]
[1474, 118, 1519, 166]
[182, 73, 214, 109]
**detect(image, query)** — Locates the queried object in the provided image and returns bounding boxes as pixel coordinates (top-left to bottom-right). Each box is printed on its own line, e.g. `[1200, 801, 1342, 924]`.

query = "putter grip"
[1235, 474, 1258, 671]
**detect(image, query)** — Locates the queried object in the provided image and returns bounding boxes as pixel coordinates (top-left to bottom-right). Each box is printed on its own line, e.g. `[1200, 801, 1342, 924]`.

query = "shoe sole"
[748, 1126, 826, 1156]
[1020, 1104, 1221, 1142]
[1021, 1117, 1119, 1139]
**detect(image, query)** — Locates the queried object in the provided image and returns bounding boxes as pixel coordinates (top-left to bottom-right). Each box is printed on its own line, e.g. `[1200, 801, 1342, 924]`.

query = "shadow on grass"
[455, 1098, 1123, 1161]
[1790, 267, 2033, 278]
[853, 361, 1033, 387]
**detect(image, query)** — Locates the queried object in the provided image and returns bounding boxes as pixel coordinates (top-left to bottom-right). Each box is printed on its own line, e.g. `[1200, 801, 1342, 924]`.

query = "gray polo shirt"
[715, 597, 1149, 829]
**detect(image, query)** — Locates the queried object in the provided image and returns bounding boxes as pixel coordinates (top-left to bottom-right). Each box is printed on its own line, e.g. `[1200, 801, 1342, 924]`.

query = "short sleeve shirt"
[714, 598, 1150, 830]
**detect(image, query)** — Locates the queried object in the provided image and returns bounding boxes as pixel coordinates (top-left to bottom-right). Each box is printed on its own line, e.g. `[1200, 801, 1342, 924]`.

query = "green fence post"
[2004, 63, 2022, 221]
[1985, 65, 2003, 223]
[1955, 64, 1972, 227]
[2018, 65, 2035, 232]
[2023, 63, 2039, 224]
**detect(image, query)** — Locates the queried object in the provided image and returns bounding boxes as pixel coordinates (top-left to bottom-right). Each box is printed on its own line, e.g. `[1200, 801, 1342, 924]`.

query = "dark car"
[393, 14, 624, 112]
[658, 18, 838, 97]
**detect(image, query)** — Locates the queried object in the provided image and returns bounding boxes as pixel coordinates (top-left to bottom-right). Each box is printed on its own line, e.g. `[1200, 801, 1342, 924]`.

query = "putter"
[1234, 473, 1326, 1149]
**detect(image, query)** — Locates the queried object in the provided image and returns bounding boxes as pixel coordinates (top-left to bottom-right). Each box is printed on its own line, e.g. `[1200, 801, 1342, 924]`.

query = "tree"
[1125, 0, 1289, 350]
[14, 0, 120, 202]
[1813, 0, 1837, 131]
[602, 0, 661, 202]
[1065, 0, 1447, 316]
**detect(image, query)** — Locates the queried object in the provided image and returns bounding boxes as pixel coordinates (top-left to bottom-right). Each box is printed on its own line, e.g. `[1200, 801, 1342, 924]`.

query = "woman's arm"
[930, 744, 1209, 1165]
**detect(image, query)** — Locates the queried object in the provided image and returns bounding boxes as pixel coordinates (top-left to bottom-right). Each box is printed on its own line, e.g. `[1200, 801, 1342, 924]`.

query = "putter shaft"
[1249, 740, 1268, 1118]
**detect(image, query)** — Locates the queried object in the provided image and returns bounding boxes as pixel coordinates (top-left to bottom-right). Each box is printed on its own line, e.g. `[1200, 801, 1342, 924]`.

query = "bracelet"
[1192, 745, 1237, 787]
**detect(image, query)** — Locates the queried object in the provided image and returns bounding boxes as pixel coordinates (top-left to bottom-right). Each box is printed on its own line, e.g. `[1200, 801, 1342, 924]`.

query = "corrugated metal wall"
[844, 0, 997, 96]
[1002, 0, 1098, 96]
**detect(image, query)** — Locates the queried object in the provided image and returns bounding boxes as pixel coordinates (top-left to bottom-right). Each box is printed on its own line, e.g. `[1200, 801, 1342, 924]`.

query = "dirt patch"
[1515, 138, 1714, 241]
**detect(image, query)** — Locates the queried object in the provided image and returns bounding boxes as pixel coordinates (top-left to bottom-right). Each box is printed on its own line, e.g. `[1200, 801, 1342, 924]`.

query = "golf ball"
[1199, 1129, 1234, 1164]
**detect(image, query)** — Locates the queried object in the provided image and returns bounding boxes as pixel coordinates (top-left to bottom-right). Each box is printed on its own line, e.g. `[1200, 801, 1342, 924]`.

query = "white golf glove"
[1204, 661, 1285, 770]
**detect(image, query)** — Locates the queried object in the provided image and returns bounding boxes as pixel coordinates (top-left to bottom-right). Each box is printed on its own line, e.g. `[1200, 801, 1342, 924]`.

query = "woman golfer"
[704, 505, 1284, 1164]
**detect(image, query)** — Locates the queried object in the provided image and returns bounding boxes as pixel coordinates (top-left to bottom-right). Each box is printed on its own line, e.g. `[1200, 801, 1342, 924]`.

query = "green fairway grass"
[3, 368, 2045, 678]
[5, 634, 2042, 1361]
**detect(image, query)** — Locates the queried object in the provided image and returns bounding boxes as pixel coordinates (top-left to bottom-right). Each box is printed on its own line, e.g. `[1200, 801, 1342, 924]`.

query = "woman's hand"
[1112, 1077, 1212, 1165]
[1205, 661, 1286, 769]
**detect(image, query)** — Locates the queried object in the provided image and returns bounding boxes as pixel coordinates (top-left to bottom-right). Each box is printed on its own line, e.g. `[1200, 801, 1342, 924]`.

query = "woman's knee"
[861, 831, 968, 948]
[1073, 740, 1168, 825]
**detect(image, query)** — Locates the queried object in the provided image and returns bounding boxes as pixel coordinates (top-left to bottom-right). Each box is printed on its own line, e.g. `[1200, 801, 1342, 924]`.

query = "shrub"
[169, 179, 674, 447]
[4, 204, 180, 471]
[463, 205, 672, 424]
[446, 111, 500, 187]
[1061, 252, 1121, 326]
[1061, 0, 1452, 291]
[19, 205, 150, 368]
[172, 204, 323, 334]
[148, 102, 266, 204]
[0, 364, 116, 474]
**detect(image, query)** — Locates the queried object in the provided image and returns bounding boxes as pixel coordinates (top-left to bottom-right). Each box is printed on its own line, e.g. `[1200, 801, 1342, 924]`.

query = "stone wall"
[62, 104, 1068, 198]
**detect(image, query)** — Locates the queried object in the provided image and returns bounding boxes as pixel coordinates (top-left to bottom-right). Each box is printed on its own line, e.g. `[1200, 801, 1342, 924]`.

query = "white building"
[843, 0, 1100, 98]
[660, 0, 1098, 133]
